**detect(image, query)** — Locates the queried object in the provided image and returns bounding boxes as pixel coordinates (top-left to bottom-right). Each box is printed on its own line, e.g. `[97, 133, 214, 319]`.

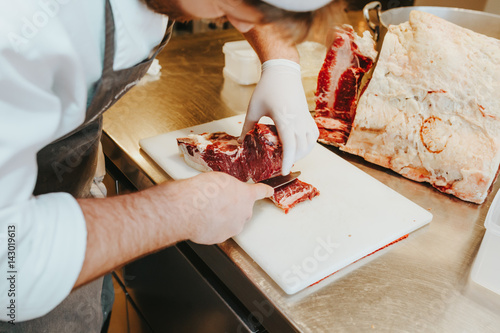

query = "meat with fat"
[177, 124, 320, 212]
[177, 124, 282, 182]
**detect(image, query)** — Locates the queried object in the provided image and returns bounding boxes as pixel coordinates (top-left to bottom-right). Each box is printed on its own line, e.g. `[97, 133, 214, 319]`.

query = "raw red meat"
[242, 124, 283, 182]
[270, 179, 320, 214]
[314, 25, 377, 146]
[177, 124, 320, 212]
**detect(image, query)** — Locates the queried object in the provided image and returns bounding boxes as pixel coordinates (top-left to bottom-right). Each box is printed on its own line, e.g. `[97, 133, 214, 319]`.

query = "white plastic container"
[469, 190, 500, 309]
[222, 40, 261, 85]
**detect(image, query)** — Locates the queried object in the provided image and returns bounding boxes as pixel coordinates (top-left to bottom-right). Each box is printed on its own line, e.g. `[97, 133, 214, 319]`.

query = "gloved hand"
[240, 59, 319, 175]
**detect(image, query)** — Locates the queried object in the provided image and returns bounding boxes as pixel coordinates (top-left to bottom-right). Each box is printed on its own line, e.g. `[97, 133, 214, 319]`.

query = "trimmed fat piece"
[314, 25, 377, 146]
[177, 124, 320, 212]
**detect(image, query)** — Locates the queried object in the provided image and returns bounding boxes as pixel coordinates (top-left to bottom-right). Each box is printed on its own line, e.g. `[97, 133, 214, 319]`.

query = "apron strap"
[102, 0, 174, 77]
[149, 19, 175, 59]
[102, 0, 116, 76]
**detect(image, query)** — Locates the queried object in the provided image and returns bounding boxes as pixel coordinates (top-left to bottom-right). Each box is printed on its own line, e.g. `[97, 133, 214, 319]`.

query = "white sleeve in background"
[0, 2, 89, 322]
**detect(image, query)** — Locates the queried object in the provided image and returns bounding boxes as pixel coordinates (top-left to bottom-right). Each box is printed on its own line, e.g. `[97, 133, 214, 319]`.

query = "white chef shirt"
[0, 0, 167, 321]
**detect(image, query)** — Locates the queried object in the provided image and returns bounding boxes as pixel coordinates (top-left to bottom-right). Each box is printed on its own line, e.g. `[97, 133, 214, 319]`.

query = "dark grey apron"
[0, 0, 173, 331]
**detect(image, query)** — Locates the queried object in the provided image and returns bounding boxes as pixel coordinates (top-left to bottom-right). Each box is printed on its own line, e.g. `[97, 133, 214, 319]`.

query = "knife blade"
[258, 171, 301, 189]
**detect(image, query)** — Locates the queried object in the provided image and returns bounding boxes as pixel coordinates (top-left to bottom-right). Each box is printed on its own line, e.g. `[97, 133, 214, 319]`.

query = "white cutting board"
[140, 115, 433, 295]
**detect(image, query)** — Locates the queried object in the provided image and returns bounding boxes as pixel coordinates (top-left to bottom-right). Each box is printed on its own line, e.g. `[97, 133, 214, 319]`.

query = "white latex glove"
[240, 59, 319, 175]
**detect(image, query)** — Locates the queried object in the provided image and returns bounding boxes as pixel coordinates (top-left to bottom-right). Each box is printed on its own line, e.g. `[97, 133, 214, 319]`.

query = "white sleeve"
[0, 3, 89, 322]
[0, 195, 87, 322]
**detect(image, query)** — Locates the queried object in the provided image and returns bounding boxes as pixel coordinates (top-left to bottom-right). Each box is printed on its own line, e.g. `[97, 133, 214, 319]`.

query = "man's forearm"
[244, 24, 299, 63]
[73, 172, 272, 288]
[74, 183, 186, 288]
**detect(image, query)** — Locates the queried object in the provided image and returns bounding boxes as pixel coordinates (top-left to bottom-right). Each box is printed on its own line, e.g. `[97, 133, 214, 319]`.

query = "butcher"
[0, 0, 332, 331]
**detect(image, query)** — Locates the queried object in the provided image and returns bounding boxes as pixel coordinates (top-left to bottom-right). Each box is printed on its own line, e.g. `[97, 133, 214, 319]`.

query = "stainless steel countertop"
[102, 12, 500, 333]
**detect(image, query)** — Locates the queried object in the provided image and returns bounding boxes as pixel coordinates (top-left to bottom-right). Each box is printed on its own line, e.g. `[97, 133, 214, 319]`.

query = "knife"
[258, 171, 301, 189]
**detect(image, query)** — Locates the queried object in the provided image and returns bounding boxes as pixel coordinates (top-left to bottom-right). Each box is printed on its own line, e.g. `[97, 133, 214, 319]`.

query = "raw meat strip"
[270, 179, 320, 214]
[314, 25, 377, 146]
[177, 124, 320, 212]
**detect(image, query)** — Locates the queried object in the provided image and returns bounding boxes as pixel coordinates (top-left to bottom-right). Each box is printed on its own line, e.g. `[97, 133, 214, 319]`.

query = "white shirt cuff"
[0, 192, 87, 321]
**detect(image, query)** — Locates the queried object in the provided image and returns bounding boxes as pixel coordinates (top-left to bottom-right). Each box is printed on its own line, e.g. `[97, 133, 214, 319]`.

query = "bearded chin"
[141, 0, 193, 22]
